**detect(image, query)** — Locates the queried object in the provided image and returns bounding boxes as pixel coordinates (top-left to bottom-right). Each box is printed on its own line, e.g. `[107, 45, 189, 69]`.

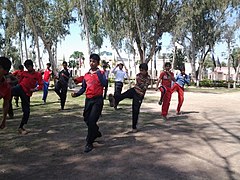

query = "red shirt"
[0, 77, 11, 100]
[159, 71, 174, 88]
[12, 70, 24, 80]
[74, 76, 84, 84]
[19, 70, 43, 96]
[84, 71, 104, 99]
[43, 68, 52, 82]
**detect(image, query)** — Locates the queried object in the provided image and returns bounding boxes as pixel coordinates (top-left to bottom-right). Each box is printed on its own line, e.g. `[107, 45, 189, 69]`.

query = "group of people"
[0, 57, 72, 135]
[0, 54, 189, 153]
[156, 62, 190, 121]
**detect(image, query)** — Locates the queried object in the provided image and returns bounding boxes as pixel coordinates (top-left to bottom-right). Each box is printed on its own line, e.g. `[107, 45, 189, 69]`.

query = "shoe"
[176, 111, 182, 115]
[84, 144, 93, 153]
[9, 114, 14, 119]
[108, 94, 115, 107]
[18, 128, 29, 135]
[0, 123, 6, 129]
[42, 101, 46, 105]
[162, 116, 168, 122]
[158, 100, 162, 105]
[96, 131, 102, 138]
[131, 128, 138, 133]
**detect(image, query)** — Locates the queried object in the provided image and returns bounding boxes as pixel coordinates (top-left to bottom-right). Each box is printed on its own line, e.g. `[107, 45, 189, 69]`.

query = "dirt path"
[0, 89, 240, 180]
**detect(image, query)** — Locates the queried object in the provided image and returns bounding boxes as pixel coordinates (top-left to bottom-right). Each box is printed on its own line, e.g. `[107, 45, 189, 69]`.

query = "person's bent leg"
[114, 88, 135, 108]
[54, 82, 61, 98]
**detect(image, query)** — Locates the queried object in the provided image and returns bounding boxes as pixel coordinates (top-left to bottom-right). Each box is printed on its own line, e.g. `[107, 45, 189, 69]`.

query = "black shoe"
[97, 131, 102, 138]
[108, 94, 115, 107]
[9, 114, 14, 119]
[84, 144, 93, 153]
[158, 100, 162, 105]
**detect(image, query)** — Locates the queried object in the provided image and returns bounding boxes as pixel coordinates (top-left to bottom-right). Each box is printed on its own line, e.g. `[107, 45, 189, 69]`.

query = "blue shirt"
[175, 73, 190, 87]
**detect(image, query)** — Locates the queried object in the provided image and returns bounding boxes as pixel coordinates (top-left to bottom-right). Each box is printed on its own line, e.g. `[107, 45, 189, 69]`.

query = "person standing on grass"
[11, 59, 43, 135]
[42, 63, 52, 104]
[0, 57, 12, 129]
[54, 61, 70, 110]
[155, 62, 175, 121]
[71, 53, 107, 153]
[109, 63, 151, 133]
[171, 66, 190, 115]
[111, 63, 128, 96]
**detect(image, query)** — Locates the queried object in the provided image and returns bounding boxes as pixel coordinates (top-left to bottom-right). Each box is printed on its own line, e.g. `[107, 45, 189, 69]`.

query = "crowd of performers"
[0, 55, 190, 153]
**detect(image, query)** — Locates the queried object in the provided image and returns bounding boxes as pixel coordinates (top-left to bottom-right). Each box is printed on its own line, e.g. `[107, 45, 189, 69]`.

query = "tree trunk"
[227, 41, 231, 89]
[45, 43, 57, 76]
[134, 10, 145, 63]
[19, 31, 23, 64]
[190, 38, 197, 85]
[233, 63, 240, 88]
[23, 23, 28, 60]
[35, 36, 41, 69]
[81, 0, 90, 69]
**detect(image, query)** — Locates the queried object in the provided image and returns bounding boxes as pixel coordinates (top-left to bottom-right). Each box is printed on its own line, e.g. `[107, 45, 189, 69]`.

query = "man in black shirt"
[54, 61, 70, 110]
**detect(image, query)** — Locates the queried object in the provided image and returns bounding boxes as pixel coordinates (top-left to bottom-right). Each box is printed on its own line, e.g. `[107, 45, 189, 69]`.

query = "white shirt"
[112, 68, 128, 82]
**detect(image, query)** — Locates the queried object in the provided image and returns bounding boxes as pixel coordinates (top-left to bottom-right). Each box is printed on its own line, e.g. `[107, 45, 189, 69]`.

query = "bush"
[199, 79, 234, 88]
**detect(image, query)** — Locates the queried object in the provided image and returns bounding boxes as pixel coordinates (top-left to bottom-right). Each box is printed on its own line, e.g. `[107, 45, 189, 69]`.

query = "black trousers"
[8, 97, 14, 117]
[115, 88, 144, 129]
[83, 96, 103, 144]
[114, 81, 123, 96]
[103, 80, 108, 99]
[11, 85, 30, 127]
[54, 81, 68, 109]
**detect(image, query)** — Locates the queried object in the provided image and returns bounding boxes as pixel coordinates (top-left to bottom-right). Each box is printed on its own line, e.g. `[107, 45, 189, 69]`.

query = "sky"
[50, 22, 240, 65]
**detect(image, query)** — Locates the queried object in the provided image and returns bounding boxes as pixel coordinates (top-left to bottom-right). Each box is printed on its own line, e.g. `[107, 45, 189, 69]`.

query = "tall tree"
[101, 0, 181, 64]
[231, 47, 240, 88]
[173, 0, 239, 85]
[22, 0, 76, 74]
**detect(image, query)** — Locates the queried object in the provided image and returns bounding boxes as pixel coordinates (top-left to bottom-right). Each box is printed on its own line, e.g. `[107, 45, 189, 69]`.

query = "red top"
[0, 77, 11, 100]
[159, 71, 174, 88]
[19, 70, 43, 96]
[84, 71, 104, 99]
[74, 76, 84, 84]
[12, 70, 24, 80]
[43, 68, 52, 82]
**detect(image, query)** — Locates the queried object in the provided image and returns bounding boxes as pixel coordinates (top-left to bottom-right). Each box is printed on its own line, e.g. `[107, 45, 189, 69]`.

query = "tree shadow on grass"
[1, 91, 240, 180]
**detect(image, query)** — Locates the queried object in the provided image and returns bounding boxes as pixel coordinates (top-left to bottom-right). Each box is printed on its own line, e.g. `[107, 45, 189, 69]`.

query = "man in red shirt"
[12, 59, 43, 135]
[0, 57, 12, 129]
[42, 63, 52, 104]
[72, 54, 107, 153]
[155, 62, 175, 121]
